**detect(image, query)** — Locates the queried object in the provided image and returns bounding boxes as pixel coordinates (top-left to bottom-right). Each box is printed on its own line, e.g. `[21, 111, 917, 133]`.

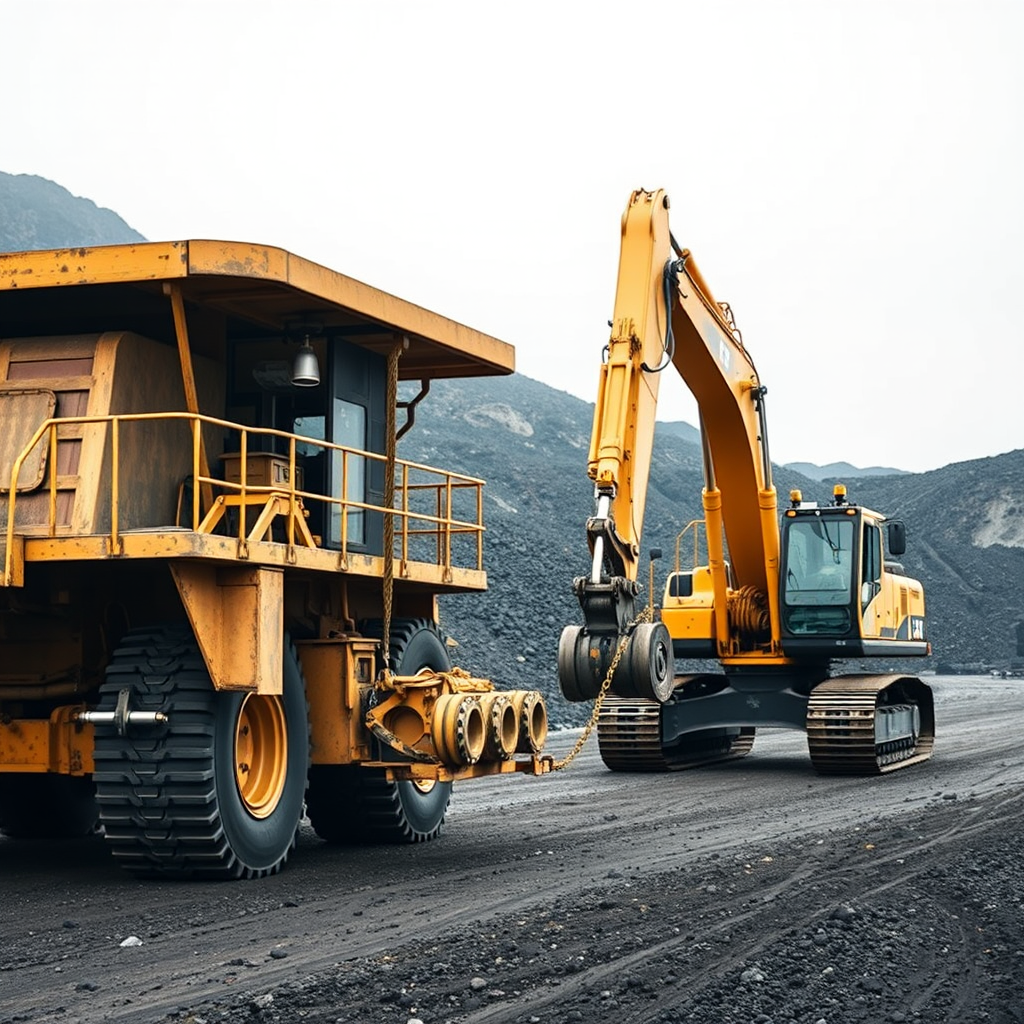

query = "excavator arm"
[560, 188, 781, 704]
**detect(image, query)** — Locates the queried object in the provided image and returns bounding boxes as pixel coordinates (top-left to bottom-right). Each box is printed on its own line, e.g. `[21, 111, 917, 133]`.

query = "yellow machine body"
[0, 239, 550, 875]
[563, 190, 933, 776]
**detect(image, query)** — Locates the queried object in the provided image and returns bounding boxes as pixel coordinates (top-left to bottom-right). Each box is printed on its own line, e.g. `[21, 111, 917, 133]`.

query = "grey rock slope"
[0, 171, 144, 251]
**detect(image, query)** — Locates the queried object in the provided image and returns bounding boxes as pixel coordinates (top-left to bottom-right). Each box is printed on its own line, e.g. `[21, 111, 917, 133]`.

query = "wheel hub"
[234, 694, 288, 819]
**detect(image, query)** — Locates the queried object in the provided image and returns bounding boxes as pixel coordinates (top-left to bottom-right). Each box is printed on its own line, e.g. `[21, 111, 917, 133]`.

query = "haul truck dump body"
[0, 240, 550, 878]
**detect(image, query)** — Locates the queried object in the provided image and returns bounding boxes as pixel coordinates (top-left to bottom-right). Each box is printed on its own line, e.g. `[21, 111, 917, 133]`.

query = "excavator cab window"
[861, 523, 882, 608]
[781, 515, 855, 635]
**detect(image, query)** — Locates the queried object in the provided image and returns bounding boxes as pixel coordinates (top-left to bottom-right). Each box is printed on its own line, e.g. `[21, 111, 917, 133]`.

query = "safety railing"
[3, 411, 485, 582]
[673, 519, 707, 574]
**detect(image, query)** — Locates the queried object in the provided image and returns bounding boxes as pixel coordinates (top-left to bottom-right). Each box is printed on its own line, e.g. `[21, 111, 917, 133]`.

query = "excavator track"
[806, 674, 934, 775]
[597, 696, 755, 772]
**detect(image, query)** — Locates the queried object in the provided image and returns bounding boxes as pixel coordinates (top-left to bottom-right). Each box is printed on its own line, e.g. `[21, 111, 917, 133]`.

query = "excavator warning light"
[789, 489, 802, 507]
[833, 484, 848, 504]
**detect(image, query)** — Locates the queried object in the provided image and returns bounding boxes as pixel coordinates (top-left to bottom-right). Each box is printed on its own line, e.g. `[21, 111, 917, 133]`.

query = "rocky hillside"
[841, 453, 1024, 674]
[396, 374, 1024, 723]
[0, 171, 143, 250]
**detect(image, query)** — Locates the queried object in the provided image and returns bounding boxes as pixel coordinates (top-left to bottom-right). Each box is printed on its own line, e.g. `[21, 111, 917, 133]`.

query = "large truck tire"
[0, 775, 99, 840]
[306, 618, 452, 845]
[92, 625, 309, 879]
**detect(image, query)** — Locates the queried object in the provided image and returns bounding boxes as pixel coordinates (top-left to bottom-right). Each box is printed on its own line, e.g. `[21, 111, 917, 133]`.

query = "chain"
[550, 605, 652, 771]
[379, 342, 401, 682]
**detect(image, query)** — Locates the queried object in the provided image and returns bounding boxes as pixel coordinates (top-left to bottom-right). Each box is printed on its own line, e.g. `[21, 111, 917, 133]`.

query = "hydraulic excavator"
[558, 188, 934, 775]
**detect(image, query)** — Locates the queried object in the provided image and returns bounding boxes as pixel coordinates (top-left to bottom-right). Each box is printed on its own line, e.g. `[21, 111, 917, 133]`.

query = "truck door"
[327, 339, 385, 555]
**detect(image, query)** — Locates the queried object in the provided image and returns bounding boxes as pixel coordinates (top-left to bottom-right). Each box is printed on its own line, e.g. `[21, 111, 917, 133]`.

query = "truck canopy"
[0, 239, 515, 380]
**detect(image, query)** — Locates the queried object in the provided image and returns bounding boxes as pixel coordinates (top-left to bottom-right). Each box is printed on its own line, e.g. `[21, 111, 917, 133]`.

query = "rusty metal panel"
[0, 242, 188, 290]
[0, 388, 56, 491]
[171, 563, 284, 694]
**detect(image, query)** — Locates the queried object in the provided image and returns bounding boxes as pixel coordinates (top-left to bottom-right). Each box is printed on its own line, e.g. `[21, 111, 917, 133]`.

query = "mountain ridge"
[0, 171, 144, 251]
[783, 459, 908, 480]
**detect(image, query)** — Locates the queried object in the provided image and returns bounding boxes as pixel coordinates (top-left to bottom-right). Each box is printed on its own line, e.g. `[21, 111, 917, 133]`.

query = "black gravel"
[144, 788, 1023, 1024]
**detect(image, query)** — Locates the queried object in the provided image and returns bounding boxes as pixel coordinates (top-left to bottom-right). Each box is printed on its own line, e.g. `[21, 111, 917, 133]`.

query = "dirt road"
[1, 676, 1022, 1024]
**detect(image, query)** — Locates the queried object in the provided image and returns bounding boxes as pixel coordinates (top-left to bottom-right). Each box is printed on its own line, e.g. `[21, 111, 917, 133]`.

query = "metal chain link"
[550, 605, 653, 771]
[379, 343, 401, 682]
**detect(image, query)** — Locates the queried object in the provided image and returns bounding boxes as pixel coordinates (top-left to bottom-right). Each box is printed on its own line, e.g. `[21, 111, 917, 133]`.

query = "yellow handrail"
[674, 519, 707, 575]
[2, 410, 486, 584]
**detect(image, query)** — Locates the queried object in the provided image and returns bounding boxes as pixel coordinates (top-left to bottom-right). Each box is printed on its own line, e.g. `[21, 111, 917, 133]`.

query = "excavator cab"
[779, 487, 928, 659]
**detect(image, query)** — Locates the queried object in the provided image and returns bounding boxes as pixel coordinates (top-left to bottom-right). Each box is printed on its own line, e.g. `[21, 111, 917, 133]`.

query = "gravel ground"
[135, 787, 1022, 1024]
[2, 677, 1022, 1024]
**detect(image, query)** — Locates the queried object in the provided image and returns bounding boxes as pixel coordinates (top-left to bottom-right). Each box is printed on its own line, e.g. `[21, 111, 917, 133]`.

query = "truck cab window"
[329, 399, 367, 547]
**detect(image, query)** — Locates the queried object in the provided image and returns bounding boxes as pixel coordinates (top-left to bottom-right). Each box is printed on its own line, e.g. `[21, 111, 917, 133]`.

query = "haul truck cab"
[0, 240, 550, 879]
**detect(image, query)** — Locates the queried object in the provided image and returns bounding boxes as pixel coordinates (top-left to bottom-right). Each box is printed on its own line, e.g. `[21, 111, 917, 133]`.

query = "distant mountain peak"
[0, 171, 145, 251]
[783, 460, 908, 481]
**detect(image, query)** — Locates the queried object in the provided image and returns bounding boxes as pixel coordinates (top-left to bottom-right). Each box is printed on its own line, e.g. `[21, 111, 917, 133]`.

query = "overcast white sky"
[3, 1, 1021, 472]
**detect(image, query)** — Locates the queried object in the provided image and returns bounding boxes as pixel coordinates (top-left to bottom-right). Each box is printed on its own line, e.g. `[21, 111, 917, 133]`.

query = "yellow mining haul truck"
[0, 240, 550, 879]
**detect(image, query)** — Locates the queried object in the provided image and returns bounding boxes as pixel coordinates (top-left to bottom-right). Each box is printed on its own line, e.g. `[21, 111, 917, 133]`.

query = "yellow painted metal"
[477, 691, 519, 760]
[358, 666, 548, 776]
[298, 639, 376, 765]
[0, 707, 94, 774]
[233, 693, 288, 818]
[2, 408, 488, 590]
[0, 241, 189, 289]
[668, 241, 780, 607]
[0, 534, 23, 587]
[508, 689, 548, 754]
[198, 491, 317, 549]
[661, 565, 717, 646]
[19, 532, 487, 591]
[171, 563, 284, 693]
[589, 188, 783, 658]
[381, 753, 554, 783]
[0, 235, 527, 814]
[165, 281, 213, 514]
[430, 694, 486, 767]
[0, 240, 514, 378]
[587, 190, 673, 575]
[672, 519, 705, 575]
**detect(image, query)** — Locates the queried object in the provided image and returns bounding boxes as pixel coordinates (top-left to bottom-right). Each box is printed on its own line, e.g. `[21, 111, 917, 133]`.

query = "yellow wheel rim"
[411, 778, 436, 795]
[234, 694, 288, 819]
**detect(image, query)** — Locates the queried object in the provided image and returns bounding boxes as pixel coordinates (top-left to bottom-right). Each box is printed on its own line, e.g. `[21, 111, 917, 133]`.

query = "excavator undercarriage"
[595, 671, 934, 775]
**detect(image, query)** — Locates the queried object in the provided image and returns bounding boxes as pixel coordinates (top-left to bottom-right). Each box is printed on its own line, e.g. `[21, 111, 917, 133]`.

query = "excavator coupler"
[558, 620, 674, 704]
